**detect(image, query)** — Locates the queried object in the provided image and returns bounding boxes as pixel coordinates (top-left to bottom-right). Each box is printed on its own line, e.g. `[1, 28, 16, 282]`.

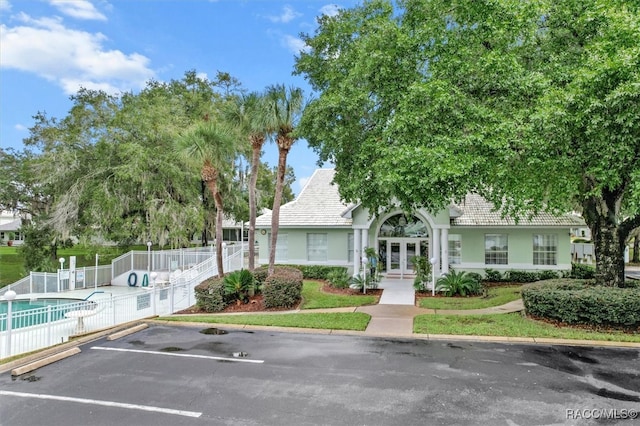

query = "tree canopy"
[3, 71, 295, 272]
[295, 0, 640, 286]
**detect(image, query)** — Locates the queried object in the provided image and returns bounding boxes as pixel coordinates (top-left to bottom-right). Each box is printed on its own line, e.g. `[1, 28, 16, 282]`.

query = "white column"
[361, 228, 369, 253]
[441, 228, 449, 275]
[353, 228, 361, 277]
[432, 227, 440, 277]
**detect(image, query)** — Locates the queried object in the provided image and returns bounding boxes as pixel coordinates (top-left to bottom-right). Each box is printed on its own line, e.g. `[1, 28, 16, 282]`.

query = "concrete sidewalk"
[356, 299, 525, 336]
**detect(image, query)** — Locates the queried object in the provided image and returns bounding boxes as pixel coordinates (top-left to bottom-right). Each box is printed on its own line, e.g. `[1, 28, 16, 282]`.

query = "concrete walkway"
[357, 276, 525, 336]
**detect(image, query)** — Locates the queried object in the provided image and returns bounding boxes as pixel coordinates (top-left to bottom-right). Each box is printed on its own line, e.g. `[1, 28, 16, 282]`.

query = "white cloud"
[282, 34, 309, 54]
[319, 4, 340, 17]
[14, 124, 27, 131]
[268, 5, 301, 23]
[0, 0, 11, 12]
[49, 0, 107, 21]
[0, 13, 155, 95]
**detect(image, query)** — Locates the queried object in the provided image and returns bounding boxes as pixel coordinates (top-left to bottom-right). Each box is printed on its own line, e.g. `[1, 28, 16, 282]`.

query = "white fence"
[1, 245, 245, 359]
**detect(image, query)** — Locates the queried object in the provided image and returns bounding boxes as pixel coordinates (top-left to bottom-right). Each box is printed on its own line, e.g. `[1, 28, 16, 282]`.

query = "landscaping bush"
[224, 269, 255, 304]
[252, 266, 270, 288]
[570, 263, 596, 279]
[350, 273, 378, 292]
[505, 270, 540, 283]
[327, 269, 351, 289]
[263, 267, 304, 308]
[436, 269, 483, 297]
[537, 270, 559, 281]
[484, 268, 503, 282]
[253, 264, 347, 281]
[194, 277, 227, 312]
[522, 279, 640, 327]
[467, 272, 483, 286]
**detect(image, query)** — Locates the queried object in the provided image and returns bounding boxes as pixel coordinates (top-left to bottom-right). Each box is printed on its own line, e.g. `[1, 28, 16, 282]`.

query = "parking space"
[1, 324, 639, 425]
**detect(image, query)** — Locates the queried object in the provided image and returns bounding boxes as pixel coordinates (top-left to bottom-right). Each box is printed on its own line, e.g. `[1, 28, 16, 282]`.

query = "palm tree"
[224, 92, 272, 270]
[176, 119, 236, 277]
[264, 84, 305, 275]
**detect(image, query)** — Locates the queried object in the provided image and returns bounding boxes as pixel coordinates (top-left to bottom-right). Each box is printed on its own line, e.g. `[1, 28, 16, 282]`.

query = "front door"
[381, 239, 428, 275]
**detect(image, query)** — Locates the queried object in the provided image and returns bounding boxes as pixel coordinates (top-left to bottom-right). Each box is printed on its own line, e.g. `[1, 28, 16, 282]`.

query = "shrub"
[252, 266, 269, 287]
[224, 269, 255, 304]
[522, 279, 640, 327]
[410, 255, 432, 291]
[350, 274, 378, 292]
[194, 277, 227, 312]
[467, 272, 483, 286]
[570, 263, 595, 279]
[436, 269, 483, 297]
[505, 270, 540, 283]
[484, 268, 503, 282]
[253, 264, 347, 280]
[537, 270, 559, 281]
[327, 269, 351, 289]
[263, 267, 303, 308]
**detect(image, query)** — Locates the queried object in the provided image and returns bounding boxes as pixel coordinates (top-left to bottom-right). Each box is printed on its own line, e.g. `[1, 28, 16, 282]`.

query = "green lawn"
[418, 285, 522, 310]
[159, 312, 371, 331]
[0, 247, 25, 287]
[414, 313, 640, 343]
[301, 281, 378, 309]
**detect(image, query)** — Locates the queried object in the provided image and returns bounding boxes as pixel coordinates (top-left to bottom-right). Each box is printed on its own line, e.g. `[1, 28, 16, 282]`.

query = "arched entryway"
[377, 214, 429, 276]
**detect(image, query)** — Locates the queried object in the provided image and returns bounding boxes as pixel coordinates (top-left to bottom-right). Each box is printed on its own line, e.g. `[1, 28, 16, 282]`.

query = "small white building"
[0, 210, 25, 246]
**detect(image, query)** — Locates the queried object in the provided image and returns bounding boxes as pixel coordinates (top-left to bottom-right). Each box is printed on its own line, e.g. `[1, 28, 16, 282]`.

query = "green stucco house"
[255, 169, 584, 278]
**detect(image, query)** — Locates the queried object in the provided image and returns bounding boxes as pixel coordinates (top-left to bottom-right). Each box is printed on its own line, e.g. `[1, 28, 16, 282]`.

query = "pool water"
[0, 298, 86, 331]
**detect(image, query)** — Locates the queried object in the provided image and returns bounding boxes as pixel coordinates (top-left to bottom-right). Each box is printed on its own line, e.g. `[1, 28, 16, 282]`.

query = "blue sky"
[0, 0, 359, 194]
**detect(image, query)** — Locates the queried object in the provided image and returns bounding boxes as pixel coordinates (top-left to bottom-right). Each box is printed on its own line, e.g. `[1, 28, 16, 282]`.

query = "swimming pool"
[0, 298, 90, 331]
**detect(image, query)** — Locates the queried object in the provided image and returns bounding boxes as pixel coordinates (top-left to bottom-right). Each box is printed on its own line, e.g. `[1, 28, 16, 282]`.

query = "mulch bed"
[175, 282, 381, 315]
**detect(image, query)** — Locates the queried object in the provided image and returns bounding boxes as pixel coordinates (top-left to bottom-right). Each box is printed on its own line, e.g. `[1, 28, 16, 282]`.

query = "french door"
[379, 239, 429, 275]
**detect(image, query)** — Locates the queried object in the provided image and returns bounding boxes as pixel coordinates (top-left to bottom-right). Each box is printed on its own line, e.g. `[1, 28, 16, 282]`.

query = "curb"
[149, 319, 640, 349]
[0, 319, 150, 375]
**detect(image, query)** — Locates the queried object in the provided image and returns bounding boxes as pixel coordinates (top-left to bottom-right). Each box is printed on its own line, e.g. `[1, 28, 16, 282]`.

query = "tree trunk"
[632, 235, 639, 263]
[582, 191, 626, 287]
[268, 139, 290, 275]
[200, 180, 208, 246]
[248, 136, 263, 271]
[205, 178, 225, 278]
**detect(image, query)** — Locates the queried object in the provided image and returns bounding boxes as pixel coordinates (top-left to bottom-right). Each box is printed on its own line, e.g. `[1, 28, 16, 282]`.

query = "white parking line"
[91, 346, 265, 363]
[0, 390, 202, 418]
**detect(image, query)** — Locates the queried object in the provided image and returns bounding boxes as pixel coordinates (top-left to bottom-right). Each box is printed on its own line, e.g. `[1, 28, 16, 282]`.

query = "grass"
[418, 285, 522, 310]
[0, 247, 24, 287]
[159, 312, 371, 331]
[301, 281, 378, 309]
[156, 280, 376, 331]
[414, 313, 640, 343]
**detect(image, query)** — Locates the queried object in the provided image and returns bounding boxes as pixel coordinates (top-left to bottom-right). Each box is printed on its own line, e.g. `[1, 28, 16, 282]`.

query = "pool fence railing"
[0, 244, 244, 359]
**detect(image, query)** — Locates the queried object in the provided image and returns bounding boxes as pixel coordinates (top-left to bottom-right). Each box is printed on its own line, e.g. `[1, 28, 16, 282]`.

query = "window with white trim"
[485, 234, 508, 265]
[448, 234, 461, 264]
[307, 233, 328, 262]
[268, 233, 288, 262]
[533, 234, 557, 265]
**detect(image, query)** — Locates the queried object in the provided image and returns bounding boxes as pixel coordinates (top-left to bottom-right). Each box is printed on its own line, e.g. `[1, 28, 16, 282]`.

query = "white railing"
[1, 245, 245, 359]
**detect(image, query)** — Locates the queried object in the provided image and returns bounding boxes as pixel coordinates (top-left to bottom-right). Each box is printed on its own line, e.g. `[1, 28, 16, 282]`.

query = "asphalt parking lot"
[1, 324, 639, 425]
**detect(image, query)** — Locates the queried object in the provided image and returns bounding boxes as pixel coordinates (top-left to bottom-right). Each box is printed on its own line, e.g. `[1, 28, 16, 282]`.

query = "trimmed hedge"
[570, 263, 595, 279]
[263, 267, 304, 308]
[194, 277, 227, 312]
[254, 264, 347, 280]
[522, 279, 640, 327]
